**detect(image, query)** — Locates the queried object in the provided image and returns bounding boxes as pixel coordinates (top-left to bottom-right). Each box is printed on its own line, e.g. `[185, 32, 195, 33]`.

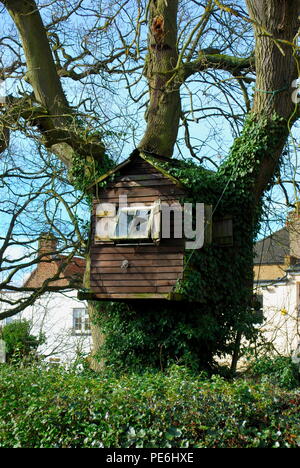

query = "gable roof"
[254, 227, 290, 265]
[87, 149, 196, 191]
[57, 256, 86, 286]
[24, 255, 86, 289]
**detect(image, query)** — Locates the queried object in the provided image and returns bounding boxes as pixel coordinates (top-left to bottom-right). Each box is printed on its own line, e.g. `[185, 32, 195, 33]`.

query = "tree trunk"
[138, 0, 181, 156]
[246, 0, 299, 201]
[82, 250, 104, 371]
[88, 302, 105, 372]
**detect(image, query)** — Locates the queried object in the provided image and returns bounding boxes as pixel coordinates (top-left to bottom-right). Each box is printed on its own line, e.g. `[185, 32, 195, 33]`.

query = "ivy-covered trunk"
[86, 0, 300, 373]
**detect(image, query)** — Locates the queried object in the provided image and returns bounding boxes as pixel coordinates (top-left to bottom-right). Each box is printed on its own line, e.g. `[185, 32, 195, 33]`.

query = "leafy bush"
[0, 320, 45, 363]
[247, 356, 300, 390]
[0, 364, 299, 448]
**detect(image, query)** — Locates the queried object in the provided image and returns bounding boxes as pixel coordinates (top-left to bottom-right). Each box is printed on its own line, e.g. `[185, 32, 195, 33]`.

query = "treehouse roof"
[88, 149, 214, 194]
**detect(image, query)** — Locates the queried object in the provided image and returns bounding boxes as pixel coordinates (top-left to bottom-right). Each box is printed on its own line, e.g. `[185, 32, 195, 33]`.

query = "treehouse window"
[95, 200, 161, 243]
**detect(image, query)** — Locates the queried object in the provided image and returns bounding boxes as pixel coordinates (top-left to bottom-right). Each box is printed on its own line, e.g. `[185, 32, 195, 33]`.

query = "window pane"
[74, 318, 82, 330]
[73, 309, 88, 332]
[128, 209, 151, 238]
[115, 210, 129, 237]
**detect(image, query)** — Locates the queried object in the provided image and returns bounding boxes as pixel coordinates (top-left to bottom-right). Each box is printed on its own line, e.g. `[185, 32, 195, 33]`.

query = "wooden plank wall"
[90, 160, 186, 299]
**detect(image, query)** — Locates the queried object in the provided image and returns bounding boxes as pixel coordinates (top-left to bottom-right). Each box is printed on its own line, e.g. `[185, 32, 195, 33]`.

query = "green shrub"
[1, 320, 45, 363]
[0, 364, 300, 448]
[247, 356, 300, 390]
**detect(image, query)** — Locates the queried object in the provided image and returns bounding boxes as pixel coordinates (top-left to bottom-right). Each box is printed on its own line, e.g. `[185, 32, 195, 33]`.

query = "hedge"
[0, 364, 299, 448]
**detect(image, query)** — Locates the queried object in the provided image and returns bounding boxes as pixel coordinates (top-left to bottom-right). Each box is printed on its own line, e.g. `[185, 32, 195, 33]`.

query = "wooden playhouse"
[79, 150, 232, 302]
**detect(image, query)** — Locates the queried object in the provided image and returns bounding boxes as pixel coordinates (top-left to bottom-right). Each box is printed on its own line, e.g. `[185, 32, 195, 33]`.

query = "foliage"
[69, 150, 114, 201]
[219, 113, 287, 186]
[0, 364, 299, 448]
[0, 320, 45, 363]
[247, 356, 300, 390]
[93, 301, 222, 373]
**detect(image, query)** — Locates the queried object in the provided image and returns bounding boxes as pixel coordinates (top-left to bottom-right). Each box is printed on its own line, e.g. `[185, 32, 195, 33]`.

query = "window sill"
[71, 330, 92, 337]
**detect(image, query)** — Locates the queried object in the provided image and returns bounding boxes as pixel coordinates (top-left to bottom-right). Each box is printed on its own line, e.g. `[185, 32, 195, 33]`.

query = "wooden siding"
[90, 160, 185, 300]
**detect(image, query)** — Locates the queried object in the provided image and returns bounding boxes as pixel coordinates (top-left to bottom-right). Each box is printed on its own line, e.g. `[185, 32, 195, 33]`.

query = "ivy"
[219, 112, 287, 186]
[88, 113, 289, 373]
[69, 151, 114, 205]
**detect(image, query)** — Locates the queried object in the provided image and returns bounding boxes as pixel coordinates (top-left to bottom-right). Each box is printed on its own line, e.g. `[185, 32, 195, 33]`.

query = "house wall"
[0, 291, 91, 364]
[255, 275, 300, 355]
[287, 212, 300, 258]
[254, 264, 286, 282]
[90, 159, 186, 300]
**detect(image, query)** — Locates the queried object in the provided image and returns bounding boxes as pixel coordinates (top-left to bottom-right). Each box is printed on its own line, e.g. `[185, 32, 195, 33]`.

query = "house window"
[95, 200, 161, 243]
[113, 206, 154, 240]
[72, 309, 90, 334]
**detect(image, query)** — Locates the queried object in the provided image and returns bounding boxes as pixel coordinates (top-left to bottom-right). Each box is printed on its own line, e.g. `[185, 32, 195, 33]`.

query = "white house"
[0, 234, 92, 364]
[254, 207, 300, 357]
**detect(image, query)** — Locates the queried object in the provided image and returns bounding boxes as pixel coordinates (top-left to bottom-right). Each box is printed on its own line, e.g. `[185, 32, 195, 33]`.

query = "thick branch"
[246, 0, 299, 117]
[2, 95, 105, 167]
[1, 0, 106, 167]
[1, 0, 69, 121]
[181, 52, 255, 81]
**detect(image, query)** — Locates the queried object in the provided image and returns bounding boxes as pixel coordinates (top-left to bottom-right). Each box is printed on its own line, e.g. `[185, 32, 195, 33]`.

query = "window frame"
[95, 200, 161, 244]
[72, 308, 91, 335]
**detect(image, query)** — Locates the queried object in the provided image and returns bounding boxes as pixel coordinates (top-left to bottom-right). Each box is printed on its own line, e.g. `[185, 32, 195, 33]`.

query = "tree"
[1, 0, 300, 371]
[0, 140, 88, 320]
[0, 319, 45, 362]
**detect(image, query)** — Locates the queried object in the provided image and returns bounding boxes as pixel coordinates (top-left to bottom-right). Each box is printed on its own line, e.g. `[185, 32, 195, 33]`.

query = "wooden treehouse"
[79, 150, 232, 302]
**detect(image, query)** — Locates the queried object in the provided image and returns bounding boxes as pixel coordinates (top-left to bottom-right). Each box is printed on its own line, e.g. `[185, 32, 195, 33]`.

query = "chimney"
[287, 203, 300, 259]
[38, 232, 58, 258]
